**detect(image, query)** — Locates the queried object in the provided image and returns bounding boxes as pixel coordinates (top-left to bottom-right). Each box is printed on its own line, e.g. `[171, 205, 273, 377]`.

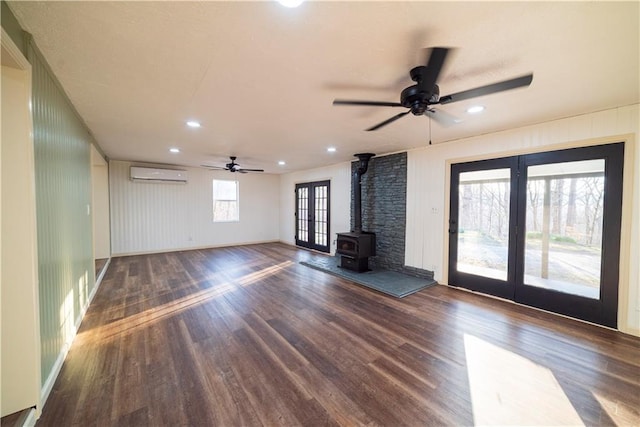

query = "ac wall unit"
[130, 166, 188, 183]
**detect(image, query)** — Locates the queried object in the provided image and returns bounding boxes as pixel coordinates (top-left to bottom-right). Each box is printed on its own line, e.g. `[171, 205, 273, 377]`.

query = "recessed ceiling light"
[169, 148, 180, 153]
[186, 120, 201, 128]
[466, 105, 485, 114]
[278, 161, 286, 166]
[277, 0, 304, 8]
[327, 147, 337, 153]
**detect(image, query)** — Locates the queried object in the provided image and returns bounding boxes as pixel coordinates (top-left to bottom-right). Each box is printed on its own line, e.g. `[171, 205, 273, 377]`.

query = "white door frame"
[1, 27, 42, 419]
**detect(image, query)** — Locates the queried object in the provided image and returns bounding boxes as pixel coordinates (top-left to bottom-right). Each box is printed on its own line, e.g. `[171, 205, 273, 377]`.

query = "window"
[212, 179, 239, 222]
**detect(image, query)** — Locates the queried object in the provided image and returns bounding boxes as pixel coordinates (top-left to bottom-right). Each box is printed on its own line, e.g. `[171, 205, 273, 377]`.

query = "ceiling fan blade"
[439, 74, 533, 104]
[425, 109, 462, 127]
[366, 110, 411, 131]
[238, 168, 264, 173]
[333, 99, 403, 107]
[420, 47, 450, 92]
[201, 164, 227, 170]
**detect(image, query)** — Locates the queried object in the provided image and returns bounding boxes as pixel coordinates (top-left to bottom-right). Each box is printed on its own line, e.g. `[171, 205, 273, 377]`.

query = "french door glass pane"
[297, 187, 308, 242]
[314, 185, 328, 247]
[457, 168, 511, 281]
[524, 159, 604, 299]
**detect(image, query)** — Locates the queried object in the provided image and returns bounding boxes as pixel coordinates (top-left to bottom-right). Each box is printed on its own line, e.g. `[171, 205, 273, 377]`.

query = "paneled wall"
[279, 162, 351, 254]
[405, 104, 640, 335]
[110, 161, 280, 255]
[28, 40, 96, 391]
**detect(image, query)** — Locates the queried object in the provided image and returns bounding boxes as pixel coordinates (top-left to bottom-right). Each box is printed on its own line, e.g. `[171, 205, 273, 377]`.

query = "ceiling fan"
[201, 156, 264, 173]
[333, 47, 533, 131]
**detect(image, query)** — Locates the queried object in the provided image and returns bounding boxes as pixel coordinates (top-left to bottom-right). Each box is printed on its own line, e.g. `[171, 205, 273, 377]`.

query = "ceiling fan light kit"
[333, 47, 533, 134]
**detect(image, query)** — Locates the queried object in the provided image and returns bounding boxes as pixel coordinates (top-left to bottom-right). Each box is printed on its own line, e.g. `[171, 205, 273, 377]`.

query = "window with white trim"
[212, 179, 239, 222]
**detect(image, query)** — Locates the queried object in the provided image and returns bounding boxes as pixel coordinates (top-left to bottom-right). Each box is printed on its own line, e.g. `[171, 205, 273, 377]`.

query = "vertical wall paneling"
[109, 161, 280, 255]
[27, 40, 96, 394]
[405, 104, 640, 335]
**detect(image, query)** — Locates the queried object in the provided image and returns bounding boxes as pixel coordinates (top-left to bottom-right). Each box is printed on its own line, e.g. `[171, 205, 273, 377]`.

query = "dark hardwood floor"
[37, 243, 639, 426]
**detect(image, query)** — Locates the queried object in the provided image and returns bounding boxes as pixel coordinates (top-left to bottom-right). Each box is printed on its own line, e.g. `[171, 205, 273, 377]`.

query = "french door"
[448, 143, 624, 327]
[295, 180, 330, 253]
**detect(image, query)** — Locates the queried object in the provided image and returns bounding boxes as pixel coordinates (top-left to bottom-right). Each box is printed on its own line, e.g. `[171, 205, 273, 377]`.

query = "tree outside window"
[213, 179, 239, 222]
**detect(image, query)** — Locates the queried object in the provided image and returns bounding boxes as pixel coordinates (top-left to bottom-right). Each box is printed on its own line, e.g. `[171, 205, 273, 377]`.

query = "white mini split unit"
[130, 166, 188, 183]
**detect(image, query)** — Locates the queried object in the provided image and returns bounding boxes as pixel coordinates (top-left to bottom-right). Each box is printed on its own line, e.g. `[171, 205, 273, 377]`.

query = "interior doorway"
[90, 145, 110, 282]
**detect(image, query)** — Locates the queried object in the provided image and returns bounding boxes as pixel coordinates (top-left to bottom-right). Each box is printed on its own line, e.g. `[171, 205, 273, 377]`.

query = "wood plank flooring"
[37, 243, 640, 426]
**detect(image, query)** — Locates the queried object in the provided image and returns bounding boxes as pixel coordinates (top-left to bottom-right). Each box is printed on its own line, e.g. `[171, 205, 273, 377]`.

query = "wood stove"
[336, 231, 376, 272]
[336, 153, 376, 272]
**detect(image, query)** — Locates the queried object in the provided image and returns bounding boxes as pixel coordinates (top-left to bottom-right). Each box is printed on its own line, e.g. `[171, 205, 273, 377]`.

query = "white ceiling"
[8, 1, 639, 173]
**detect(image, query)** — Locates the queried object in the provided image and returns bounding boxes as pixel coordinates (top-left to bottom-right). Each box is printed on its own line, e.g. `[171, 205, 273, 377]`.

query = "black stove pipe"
[353, 153, 375, 233]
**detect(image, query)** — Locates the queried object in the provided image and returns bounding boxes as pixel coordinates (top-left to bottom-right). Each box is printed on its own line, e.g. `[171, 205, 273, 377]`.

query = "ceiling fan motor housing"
[401, 83, 439, 115]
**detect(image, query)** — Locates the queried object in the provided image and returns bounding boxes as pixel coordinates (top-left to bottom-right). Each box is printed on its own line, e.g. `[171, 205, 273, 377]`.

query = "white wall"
[91, 146, 110, 260]
[1, 39, 41, 416]
[110, 160, 280, 255]
[405, 104, 639, 335]
[279, 162, 352, 254]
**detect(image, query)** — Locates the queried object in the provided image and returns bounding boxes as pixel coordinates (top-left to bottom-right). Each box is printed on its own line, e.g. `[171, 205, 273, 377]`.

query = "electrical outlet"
[431, 207, 439, 214]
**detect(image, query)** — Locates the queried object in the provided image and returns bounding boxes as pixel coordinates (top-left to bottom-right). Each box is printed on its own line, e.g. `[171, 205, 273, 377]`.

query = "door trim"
[1, 26, 42, 416]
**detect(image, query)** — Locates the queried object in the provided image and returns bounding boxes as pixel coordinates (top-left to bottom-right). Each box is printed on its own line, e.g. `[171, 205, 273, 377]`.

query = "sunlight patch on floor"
[236, 261, 294, 285]
[464, 333, 584, 426]
[76, 261, 294, 344]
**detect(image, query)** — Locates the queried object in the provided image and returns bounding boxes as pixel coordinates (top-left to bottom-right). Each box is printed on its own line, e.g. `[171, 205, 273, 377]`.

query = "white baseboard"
[23, 407, 37, 427]
[93, 257, 111, 294]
